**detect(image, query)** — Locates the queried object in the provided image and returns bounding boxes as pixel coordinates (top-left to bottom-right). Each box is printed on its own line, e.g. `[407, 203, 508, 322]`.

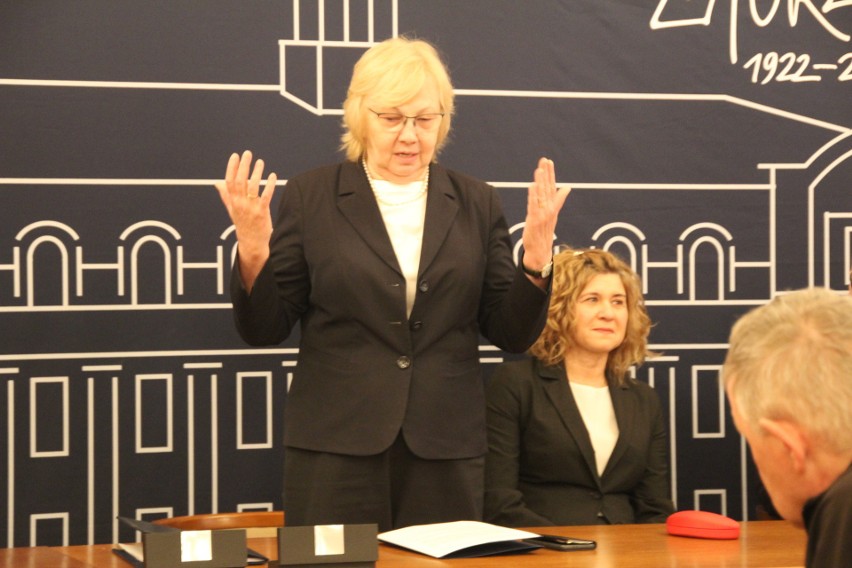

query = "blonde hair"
[528, 248, 653, 385]
[340, 36, 454, 161]
[723, 288, 852, 453]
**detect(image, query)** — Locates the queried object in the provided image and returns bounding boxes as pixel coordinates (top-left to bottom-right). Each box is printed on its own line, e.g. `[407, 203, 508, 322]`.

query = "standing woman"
[214, 36, 570, 530]
[485, 248, 674, 526]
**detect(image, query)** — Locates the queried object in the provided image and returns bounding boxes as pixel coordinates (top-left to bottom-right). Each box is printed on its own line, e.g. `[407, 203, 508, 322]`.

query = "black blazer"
[484, 357, 674, 526]
[231, 161, 549, 459]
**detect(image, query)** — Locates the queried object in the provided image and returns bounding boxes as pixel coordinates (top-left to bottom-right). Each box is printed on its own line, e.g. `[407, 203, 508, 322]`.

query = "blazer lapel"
[600, 382, 632, 479]
[538, 362, 602, 486]
[417, 164, 459, 275]
[336, 161, 402, 275]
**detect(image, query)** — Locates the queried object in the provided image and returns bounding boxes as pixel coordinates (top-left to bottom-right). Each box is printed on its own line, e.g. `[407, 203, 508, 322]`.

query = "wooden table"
[376, 521, 807, 567]
[1, 520, 807, 567]
[0, 545, 94, 567]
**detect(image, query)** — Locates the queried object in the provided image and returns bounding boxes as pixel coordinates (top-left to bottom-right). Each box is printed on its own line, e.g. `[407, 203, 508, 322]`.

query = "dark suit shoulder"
[439, 165, 492, 192]
[433, 165, 498, 210]
[488, 358, 563, 399]
[622, 377, 657, 394]
[490, 357, 538, 384]
[287, 161, 351, 186]
[623, 377, 654, 391]
[619, 377, 663, 409]
[488, 359, 535, 402]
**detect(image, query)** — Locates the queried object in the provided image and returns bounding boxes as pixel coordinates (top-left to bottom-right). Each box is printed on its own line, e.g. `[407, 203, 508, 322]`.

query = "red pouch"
[666, 510, 740, 539]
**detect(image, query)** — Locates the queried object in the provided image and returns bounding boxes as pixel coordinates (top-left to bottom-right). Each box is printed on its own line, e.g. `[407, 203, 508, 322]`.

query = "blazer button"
[410, 320, 423, 330]
[418, 280, 429, 292]
[396, 356, 411, 369]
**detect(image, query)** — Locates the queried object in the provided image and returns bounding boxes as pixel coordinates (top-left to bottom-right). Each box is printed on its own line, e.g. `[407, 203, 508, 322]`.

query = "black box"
[272, 524, 378, 567]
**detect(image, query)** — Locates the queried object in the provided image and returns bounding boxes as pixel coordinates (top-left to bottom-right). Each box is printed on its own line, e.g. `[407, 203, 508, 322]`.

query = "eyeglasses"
[368, 108, 445, 132]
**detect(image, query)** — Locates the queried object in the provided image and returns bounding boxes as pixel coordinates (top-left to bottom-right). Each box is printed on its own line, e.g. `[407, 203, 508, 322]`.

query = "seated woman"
[484, 248, 674, 526]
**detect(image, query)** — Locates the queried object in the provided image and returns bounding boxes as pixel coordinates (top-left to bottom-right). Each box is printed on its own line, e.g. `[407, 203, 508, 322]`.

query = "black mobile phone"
[523, 534, 597, 551]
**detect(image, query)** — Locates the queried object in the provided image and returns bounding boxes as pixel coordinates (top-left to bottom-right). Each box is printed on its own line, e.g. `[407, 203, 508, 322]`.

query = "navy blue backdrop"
[1, 0, 850, 547]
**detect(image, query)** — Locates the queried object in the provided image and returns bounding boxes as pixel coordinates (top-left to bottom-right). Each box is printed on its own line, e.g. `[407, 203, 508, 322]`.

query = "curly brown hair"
[528, 247, 654, 385]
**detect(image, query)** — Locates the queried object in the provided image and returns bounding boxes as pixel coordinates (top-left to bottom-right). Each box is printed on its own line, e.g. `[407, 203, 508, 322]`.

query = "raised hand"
[521, 157, 571, 285]
[214, 150, 278, 291]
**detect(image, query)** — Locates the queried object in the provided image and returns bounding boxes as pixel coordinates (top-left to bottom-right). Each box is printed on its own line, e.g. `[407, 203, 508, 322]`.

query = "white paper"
[378, 521, 539, 558]
[314, 525, 345, 556]
[181, 530, 213, 562]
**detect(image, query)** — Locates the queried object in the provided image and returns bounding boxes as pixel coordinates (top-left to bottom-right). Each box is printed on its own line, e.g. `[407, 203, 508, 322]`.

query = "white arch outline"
[129, 236, 173, 305]
[26, 236, 71, 306]
[686, 236, 726, 300]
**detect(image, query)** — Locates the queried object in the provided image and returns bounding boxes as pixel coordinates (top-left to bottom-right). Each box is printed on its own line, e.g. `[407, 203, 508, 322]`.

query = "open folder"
[377, 521, 542, 558]
[113, 516, 268, 567]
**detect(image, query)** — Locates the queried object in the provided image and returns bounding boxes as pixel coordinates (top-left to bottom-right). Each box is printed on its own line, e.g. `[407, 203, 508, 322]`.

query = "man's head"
[722, 288, 852, 524]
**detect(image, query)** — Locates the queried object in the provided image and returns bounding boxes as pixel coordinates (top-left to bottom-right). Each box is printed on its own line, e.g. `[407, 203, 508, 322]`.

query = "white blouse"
[370, 179, 427, 318]
[569, 381, 619, 477]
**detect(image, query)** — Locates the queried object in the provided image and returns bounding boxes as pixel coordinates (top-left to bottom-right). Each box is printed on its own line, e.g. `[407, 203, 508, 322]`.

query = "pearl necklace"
[362, 158, 429, 206]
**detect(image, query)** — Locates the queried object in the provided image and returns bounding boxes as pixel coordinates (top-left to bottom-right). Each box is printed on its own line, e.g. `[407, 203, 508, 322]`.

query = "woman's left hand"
[521, 157, 571, 284]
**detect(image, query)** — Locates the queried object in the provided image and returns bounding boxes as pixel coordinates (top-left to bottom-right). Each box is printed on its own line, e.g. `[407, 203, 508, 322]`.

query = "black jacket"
[803, 464, 852, 568]
[231, 161, 549, 459]
[485, 357, 674, 525]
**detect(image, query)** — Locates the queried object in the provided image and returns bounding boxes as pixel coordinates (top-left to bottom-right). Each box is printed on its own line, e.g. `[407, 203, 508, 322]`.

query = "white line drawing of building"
[278, 0, 400, 115]
[2, 1, 849, 311]
[1, 0, 851, 546]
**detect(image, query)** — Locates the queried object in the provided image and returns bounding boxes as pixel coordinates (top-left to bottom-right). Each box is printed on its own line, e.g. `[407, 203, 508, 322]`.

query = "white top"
[370, 179, 427, 317]
[568, 381, 619, 476]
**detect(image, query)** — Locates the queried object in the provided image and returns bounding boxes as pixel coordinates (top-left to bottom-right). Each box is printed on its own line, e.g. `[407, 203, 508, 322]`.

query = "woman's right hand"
[214, 150, 278, 292]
